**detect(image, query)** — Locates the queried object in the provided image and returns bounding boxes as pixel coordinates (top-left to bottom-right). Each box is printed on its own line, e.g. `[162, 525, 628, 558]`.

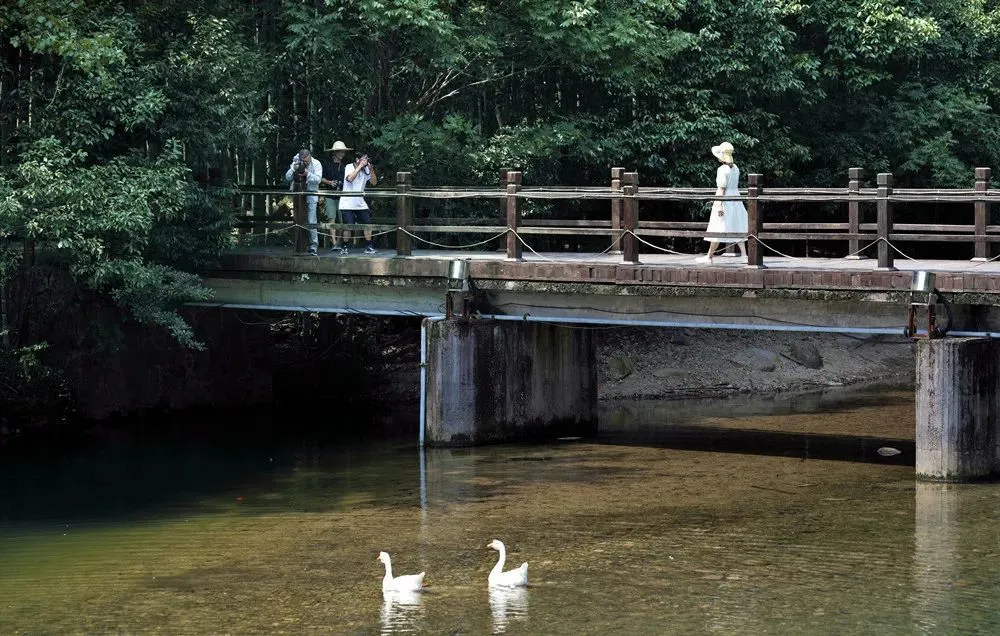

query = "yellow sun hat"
[711, 142, 735, 161]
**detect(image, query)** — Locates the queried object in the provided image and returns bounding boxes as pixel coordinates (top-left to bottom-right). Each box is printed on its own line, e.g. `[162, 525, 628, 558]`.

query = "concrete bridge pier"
[916, 338, 1000, 481]
[424, 319, 597, 446]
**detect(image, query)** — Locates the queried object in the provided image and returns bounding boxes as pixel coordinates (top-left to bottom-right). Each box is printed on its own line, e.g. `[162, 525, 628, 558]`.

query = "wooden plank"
[892, 224, 974, 232]
[321, 223, 398, 232]
[886, 234, 1000, 242]
[238, 222, 997, 242]
[759, 233, 877, 241]
[633, 229, 876, 240]
[522, 219, 613, 227]
[762, 223, 850, 230]
[877, 173, 894, 269]
[610, 167, 624, 255]
[975, 168, 991, 260]
[391, 225, 507, 233]
[396, 172, 413, 256]
[848, 168, 862, 257]
[637, 229, 751, 239]
[412, 217, 496, 225]
[623, 173, 639, 264]
[762, 187, 849, 194]
[639, 221, 709, 229]
[516, 227, 619, 236]
[747, 173, 763, 268]
[506, 171, 523, 260]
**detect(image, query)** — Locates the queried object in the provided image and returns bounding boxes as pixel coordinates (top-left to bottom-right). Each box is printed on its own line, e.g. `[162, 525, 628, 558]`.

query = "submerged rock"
[787, 341, 824, 369]
[607, 356, 635, 380]
[747, 348, 779, 372]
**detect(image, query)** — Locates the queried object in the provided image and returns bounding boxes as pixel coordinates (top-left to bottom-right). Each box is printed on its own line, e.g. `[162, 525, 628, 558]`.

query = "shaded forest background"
[2, 0, 1000, 428]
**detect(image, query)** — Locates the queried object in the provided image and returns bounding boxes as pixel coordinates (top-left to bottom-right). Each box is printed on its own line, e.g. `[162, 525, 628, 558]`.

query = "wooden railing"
[233, 167, 999, 270]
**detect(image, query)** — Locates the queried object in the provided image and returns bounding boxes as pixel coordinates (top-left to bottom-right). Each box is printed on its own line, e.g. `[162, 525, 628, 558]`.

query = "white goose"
[487, 539, 528, 588]
[377, 551, 425, 592]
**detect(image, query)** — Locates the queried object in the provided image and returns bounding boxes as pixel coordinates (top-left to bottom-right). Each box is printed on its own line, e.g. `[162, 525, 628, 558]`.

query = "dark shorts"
[341, 208, 371, 224]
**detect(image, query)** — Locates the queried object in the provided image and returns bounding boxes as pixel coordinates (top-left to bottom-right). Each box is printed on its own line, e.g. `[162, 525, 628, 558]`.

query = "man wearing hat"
[322, 141, 350, 253]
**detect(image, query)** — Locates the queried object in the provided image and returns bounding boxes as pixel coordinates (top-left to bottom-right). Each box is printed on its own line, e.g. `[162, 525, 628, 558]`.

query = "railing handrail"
[234, 186, 1000, 203]
[231, 167, 997, 265]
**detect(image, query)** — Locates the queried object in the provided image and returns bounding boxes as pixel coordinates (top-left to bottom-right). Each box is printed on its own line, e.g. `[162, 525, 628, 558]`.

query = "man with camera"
[340, 151, 378, 255]
[283, 149, 323, 255]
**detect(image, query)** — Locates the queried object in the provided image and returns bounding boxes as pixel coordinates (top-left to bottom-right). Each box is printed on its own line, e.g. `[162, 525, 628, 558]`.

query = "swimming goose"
[487, 539, 528, 587]
[377, 551, 425, 592]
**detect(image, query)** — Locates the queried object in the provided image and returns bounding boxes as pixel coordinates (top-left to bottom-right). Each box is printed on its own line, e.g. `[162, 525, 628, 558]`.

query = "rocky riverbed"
[598, 327, 915, 400]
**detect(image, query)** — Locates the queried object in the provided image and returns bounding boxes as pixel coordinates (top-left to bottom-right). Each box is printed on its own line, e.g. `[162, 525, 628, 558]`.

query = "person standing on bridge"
[696, 142, 748, 264]
[284, 149, 323, 256]
[341, 151, 378, 255]
[322, 141, 350, 253]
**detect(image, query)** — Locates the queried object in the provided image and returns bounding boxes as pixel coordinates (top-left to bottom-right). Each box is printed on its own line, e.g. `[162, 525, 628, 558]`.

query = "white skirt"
[704, 201, 748, 243]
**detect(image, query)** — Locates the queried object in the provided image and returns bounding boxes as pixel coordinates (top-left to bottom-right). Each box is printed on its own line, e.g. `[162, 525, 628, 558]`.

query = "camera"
[293, 160, 307, 181]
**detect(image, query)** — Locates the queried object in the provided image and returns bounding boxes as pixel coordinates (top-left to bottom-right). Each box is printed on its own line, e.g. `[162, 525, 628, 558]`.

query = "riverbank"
[597, 328, 915, 400]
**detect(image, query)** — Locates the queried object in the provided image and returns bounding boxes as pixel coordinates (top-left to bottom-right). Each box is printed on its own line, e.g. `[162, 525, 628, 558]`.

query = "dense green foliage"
[2, 0, 1000, 376]
[0, 342, 73, 432]
[282, 0, 1000, 187]
[0, 1, 273, 347]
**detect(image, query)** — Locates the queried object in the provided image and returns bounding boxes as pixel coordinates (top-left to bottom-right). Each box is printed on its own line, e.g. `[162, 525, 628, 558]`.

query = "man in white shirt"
[284, 149, 322, 255]
[340, 152, 378, 255]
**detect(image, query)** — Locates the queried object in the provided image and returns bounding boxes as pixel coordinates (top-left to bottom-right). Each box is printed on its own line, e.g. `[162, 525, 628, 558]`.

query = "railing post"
[497, 167, 511, 252]
[0, 273, 8, 348]
[973, 167, 991, 262]
[746, 173, 764, 268]
[505, 171, 523, 261]
[292, 180, 309, 254]
[610, 167, 624, 255]
[876, 172, 895, 270]
[846, 167, 866, 259]
[252, 160, 268, 234]
[395, 171, 413, 256]
[622, 171, 639, 264]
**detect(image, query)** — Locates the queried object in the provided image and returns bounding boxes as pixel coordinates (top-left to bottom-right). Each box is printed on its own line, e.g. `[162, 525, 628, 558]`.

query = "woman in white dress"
[696, 142, 748, 263]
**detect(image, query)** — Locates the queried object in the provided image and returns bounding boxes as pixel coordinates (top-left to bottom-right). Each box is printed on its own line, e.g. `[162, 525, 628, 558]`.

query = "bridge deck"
[220, 246, 1000, 296]
[305, 248, 1000, 271]
[204, 247, 1000, 332]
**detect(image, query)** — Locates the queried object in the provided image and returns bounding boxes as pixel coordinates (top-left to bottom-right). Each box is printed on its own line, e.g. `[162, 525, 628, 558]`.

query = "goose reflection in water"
[380, 589, 424, 635]
[488, 586, 529, 634]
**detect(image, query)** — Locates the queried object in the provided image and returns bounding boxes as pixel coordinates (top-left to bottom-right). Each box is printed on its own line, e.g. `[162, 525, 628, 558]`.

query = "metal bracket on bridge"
[906, 271, 947, 339]
[445, 259, 473, 320]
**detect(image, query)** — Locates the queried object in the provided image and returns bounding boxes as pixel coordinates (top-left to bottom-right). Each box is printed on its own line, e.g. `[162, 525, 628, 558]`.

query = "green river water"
[2, 388, 1000, 635]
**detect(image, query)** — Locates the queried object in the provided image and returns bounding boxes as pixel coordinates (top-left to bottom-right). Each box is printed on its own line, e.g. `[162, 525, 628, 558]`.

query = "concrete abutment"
[425, 319, 597, 446]
[916, 337, 1000, 481]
